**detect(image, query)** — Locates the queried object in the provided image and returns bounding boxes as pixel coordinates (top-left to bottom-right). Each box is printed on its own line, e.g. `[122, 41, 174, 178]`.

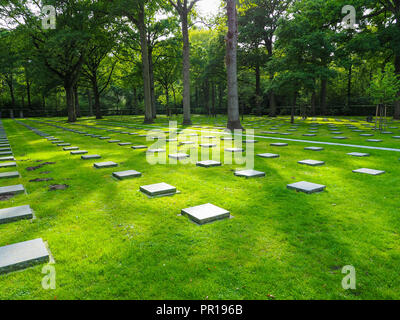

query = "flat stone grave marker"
[0, 238, 49, 274]
[366, 139, 382, 142]
[129, 133, 138, 136]
[392, 136, 400, 139]
[112, 170, 142, 180]
[0, 205, 33, 224]
[0, 156, 15, 161]
[81, 155, 101, 160]
[168, 153, 189, 160]
[63, 147, 79, 151]
[360, 134, 374, 137]
[382, 131, 393, 134]
[94, 161, 118, 169]
[57, 143, 71, 147]
[303, 134, 316, 137]
[108, 140, 121, 143]
[243, 140, 258, 143]
[331, 132, 343, 134]
[196, 160, 222, 168]
[287, 181, 326, 194]
[304, 147, 324, 151]
[71, 150, 88, 155]
[0, 147, 11, 151]
[165, 138, 178, 142]
[118, 142, 132, 146]
[225, 148, 244, 152]
[0, 171, 19, 179]
[179, 141, 195, 145]
[221, 137, 234, 140]
[298, 159, 325, 166]
[181, 203, 230, 225]
[200, 143, 217, 148]
[147, 149, 166, 153]
[270, 143, 288, 147]
[0, 144, 10, 147]
[262, 131, 279, 134]
[353, 168, 385, 175]
[0, 162, 16, 168]
[0, 184, 25, 195]
[257, 153, 279, 158]
[234, 169, 265, 178]
[0, 151, 12, 156]
[333, 136, 347, 139]
[51, 141, 63, 144]
[140, 182, 177, 197]
[347, 152, 370, 157]
[132, 145, 148, 149]
[99, 137, 110, 140]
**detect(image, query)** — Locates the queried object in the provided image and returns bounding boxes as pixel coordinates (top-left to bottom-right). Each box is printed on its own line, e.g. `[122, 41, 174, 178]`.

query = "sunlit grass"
[0, 115, 399, 300]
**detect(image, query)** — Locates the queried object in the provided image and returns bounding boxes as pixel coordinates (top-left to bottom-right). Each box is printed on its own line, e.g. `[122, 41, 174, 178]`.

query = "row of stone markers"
[0, 120, 50, 275]
[29, 118, 389, 194]
[21, 120, 232, 224]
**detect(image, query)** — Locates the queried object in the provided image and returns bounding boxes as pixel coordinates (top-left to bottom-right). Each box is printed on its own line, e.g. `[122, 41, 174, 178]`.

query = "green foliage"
[368, 63, 400, 105]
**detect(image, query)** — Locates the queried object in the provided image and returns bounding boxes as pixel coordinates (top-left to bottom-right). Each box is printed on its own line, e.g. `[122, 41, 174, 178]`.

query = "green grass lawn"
[1, 115, 400, 300]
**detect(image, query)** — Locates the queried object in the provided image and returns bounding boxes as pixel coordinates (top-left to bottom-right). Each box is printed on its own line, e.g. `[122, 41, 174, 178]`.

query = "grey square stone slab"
[196, 160, 222, 168]
[234, 169, 265, 178]
[392, 136, 400, 139]
[112, 170, 142, 180]
[118, 142, 132, 146]
[352, 168, 385, 175]
[81, 155, 101, 160]
[108, 140, 121, 143]
[181, 203, 230, 225]
[298, 160, 325, 166]
[257, 153, 279, 158]
[200, 143, 217, 148]
[347, 152, 370, 157]
[270, 143, 288, 147]
[366, 139, 382, 142]
[94, 161, 118, 169]
[0, 171, 19, 179]
[244, 140, 258, 143]
[168, 153, 189, 160]
[140, 182, 177, 197]
[147, 149, 166, 153]
[0, 184, 25, 195]
[0, 148, 11, 151]
[132, 145, 148, 149]
[203, 136, 217, 139]
[0, 156, 15, 161]
[225, 148, 244, 152]
[0, 144, 10, 147]
[57, 143, 70, 147]
[287, 181, 326, 194]
[63, 147, 79, 151]
[360, 134, 374, 137]
[71, 150, 88, 155]
[51, 141, 63, 144]
[304, 147, 324, 151]
[0, 151, 12, 156]
[0, 162, 16, 168]
[333, 136, 347, 139]
[0, 238, 49, 274]
[303, 134, 316, 137]
[221, 137, 234, 140]
[179, 141, 195, 145]
[0, 205, 33, 224]
[99, 137, 110, 140]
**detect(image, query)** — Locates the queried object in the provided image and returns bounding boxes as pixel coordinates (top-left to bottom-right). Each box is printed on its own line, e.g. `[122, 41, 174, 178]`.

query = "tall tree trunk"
[226, 0, 243, 130]
[92, 79, 102, 120]
[74, 84, 81, 118]
[133, 87, 138, 114]
[291, 92, 297, 124]
[6, 74, 15, 107]
[320, 79, 327, 115]
[65, 84, 76, 122]
[181, 13, 192, 125]
[166, 86, 170, 117]
[255, 63, 262, 115]
[311, 91, 316, 116]
[211, 82, 216, 117]
[148, 44, 156, 119]
[25, 72, 31, 108]
[347, 64, 352, 107]
[394, 54, 400, 119]
[87, 89, 93, 116]
[136, 7, 153, 124]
